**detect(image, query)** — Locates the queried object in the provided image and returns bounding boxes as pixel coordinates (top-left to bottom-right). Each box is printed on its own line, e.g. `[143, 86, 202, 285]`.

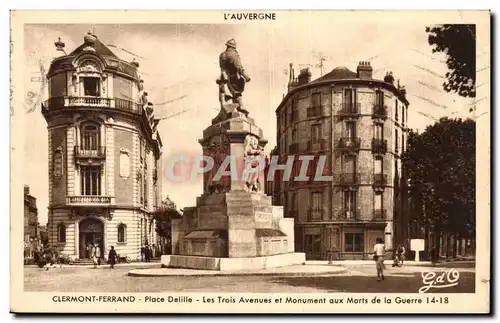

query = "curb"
[127, 267, 349, 278]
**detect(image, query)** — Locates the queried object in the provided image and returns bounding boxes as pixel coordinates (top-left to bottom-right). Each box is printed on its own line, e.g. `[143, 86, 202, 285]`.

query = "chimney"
[297, 67, 312, 85]
[24, 185, 29, 196]
[357, 61, 373, 79]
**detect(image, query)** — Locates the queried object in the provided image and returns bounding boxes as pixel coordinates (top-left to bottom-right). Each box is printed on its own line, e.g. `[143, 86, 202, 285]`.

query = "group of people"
[33, 245, 61, 270]
[86, 244, 120, 269]
[373, 239, 407, 282]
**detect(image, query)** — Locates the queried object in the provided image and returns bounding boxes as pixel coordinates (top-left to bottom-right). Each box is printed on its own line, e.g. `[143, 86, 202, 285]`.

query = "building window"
[81, 166, 101, 195]
[345, 121, 356, 138]
[305, 234, 321, 253]
[83, 77, 100, 96]
[402, 133, 405, 153]
[81, 123, 100, 150]
[292, 128, 297, 143]
[345, 233, 363, 252]
[395, 129, 399, 153]
[374, 193, 383, 210]
[311, 124, 321, 144]
[53, 149, 63, 178]
[57, 223, 66, 243]
[402, 105, 405, 125]
[143, 169, 148, 207]
[311, 93, 321, 108]
[344, 88, 357, 110]
[343, 155, 357, 174]
[395, 100, 399, 121]
[374, 123, 383, 140]
[310, 192, 323, 221]
[374, 158, 383, 174]
[117, 224, 126, 243]
[376, 89, 384, 106]
[343, 191, 357, 219]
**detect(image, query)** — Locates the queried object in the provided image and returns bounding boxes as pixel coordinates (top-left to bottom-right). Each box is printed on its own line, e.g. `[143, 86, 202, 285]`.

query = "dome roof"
[69, 34, 118, 58]
[310, 66, 358, 84]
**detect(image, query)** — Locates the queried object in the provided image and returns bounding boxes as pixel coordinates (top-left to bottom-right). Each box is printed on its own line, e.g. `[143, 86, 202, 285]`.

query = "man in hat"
[217, 39, 251, 113]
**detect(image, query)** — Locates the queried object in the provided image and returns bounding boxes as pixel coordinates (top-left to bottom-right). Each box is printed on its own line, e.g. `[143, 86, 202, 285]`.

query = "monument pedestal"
[165, 105, 305, 271]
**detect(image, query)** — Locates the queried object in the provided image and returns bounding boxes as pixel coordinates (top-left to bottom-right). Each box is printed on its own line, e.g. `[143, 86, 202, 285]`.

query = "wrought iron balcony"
[372, 104, 388, 120]
[307, 139, 328, 151]
[337, 173, 360, 186]
[115, 98, 142, 113]
[337, 137, 361, 154]
[66, 195, 112, 206]
[371, 138, 388, 154]
[373, 173, 388, 186]
[373, 209, 387, 220]
[307, 106, 323, 118]
[308, 207, 324, 221]
[74, 146, 106, 159]
[288, 143, 300, 154]
[337, 103, 361, 118]
[339, 209, 360, 221]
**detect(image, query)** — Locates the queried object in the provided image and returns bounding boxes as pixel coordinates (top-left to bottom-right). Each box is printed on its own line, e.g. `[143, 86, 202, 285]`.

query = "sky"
[22, 13, 489, 224]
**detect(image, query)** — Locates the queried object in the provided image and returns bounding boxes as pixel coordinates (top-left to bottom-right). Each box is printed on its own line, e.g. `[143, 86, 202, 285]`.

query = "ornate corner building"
[41, 32, 163, 261]
[266, 62, 410, 260]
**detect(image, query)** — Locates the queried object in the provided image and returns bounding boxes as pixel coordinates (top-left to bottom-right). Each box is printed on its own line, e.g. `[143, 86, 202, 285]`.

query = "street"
[24, 262, 475, 294]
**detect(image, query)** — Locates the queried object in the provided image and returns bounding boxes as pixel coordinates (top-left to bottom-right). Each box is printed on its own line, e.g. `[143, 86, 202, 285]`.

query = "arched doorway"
[79, 218, 104, 259]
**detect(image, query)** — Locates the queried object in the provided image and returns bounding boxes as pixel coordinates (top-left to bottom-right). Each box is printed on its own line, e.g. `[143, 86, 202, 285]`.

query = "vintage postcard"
[10, 10, 490, 314]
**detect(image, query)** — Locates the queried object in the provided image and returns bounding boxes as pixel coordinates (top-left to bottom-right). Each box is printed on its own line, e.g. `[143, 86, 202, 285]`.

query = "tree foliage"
[152, 206, 182, 239]
[426, 24, 476, 98]
[402, 118, 475, 238]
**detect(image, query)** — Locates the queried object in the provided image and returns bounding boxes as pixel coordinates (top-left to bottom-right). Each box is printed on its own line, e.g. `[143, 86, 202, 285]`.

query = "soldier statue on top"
[217, 39, 251, 116]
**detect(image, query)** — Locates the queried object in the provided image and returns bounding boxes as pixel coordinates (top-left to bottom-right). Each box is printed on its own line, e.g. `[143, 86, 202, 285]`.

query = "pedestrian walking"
[91, 243, 101, 269]
[397, 244, 406, 266]
[145, 244, 151, 263]
[108, 246, 117, 269]
[373, 237, 386, 282]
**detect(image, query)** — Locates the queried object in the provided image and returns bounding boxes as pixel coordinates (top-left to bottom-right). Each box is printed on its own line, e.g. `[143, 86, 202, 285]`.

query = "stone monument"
[161, 39, 305, 271]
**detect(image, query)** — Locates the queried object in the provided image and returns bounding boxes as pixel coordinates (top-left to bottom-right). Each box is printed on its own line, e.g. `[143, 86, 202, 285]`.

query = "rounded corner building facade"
[42, 32, 163, 261]
[268, 62, 410, 260]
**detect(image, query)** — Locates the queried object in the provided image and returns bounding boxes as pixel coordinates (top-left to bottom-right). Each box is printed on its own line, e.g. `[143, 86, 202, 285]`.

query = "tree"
[425, 24, 476, 99]
[152, 205, 182, 254]
[403, 118, 475, 257]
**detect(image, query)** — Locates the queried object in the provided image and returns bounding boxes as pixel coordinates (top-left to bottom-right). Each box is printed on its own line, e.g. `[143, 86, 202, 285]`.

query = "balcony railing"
[338, 103, 361, 117]
[307, 106, 323, 118]
[373, 173, 388, 187]
[74, 146, 106, 159]
[339, 209, 360, 221]
[308, 208, 324, 221]
[372, 104, 388, 120]
[337, 137, 361, 153]
[42, 96, 142, 114]
[337, 173, 360, 185]
[289, 143, 300, 154]
[66, 195, 112, 206]
[69, 96, 112, 107]
[307, 139, 327, 151]
[373, 209, 387, 220]
[371, 138, 388, 154]
[115, 98, 142, 113]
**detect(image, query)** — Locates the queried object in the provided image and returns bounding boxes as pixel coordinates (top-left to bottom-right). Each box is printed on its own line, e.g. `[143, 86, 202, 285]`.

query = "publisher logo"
[418, 269, 460, 293]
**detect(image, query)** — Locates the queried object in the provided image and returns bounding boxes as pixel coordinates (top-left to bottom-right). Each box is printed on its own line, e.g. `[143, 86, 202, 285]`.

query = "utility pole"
[316, 53, 327, 77]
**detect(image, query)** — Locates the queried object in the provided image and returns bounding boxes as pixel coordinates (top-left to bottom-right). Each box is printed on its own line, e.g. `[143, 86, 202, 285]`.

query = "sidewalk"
[128, 264, 348, 277]
[25, 261, 161, 269]
[306, 259, 475, 266]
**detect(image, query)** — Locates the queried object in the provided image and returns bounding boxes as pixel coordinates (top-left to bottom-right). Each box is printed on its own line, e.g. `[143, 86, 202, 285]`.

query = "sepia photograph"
[10, 10, 490, 314]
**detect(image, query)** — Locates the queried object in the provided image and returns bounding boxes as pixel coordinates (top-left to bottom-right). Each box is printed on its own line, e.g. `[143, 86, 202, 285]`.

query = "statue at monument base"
[160, 39, 305, 271]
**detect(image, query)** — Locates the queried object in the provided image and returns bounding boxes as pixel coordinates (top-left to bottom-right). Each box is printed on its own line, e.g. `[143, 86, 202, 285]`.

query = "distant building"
[41, 31, 163, 261]
[265, 62, 410, 260]
[24, 185, 39, 257]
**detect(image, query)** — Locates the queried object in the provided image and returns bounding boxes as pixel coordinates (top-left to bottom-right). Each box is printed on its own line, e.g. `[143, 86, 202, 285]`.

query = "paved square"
[24, 262, 475, 293]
